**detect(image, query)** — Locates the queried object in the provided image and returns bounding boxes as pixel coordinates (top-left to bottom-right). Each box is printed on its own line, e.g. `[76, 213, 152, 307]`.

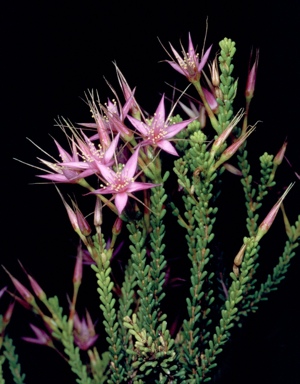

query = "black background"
[2, 1, 300, 383]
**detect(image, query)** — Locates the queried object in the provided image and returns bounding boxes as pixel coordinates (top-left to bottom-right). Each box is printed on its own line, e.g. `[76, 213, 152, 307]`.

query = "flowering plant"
[1, 33, 299, 383]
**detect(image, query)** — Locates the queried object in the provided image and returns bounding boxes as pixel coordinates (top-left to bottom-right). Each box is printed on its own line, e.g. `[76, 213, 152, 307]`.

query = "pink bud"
[73, 246, 83, 284]
[74, 205, 91, 237]
[3, 267, 35, 304]
[18, 261, 46, 301]
[3, 302, 15, 325]
[210, 57, 220, 87]
[211, 111, 244, 154]
[274, 141, 288, 166]
[112, 217, 123, 236]
[94, 197, 103, 227]
[7, 291, 31, 310]
[245, 49, 259, 100]
[203, 87, 218, 112]
[255, 183, 294, 242]
[223, 163, 243, 176]
[214, 126, 256, 169]
[28, 275, 46, 300]
[55, 186, 79, 231]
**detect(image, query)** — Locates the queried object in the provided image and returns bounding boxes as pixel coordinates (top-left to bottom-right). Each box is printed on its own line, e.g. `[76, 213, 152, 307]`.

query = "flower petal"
[164, 118, 196, 139]
[197, 45, 212, 73]
[127, 115, 149, 136]
[103, 133, 120, 164]
[122, 148, 139, 179]
[188, 33, 197, 62]
[115, 192, 128, 215]
[164, 60, 186, 76]
[97, 164, 117, 184]
[152, 94, 166, 126]
[157, 140, 179, 156]
[126, 181, 159, 193]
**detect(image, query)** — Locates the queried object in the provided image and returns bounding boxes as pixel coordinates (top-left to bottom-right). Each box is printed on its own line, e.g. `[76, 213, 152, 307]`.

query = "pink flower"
[38, 132, 119, 183]
[115, 64, 141, 118]
[37, 138, 82, 183]
[22, 324, 53, 347]
[73, 310, 99, 350]
[165, 33, 212, 82]
[84, 87, 134, 140]
[79, 90, 111, 150]
[93, 149, 158, 215]
[127, 94, 195, 156]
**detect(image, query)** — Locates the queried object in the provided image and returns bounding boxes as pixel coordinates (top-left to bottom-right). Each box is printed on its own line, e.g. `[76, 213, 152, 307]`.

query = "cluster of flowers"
[34, 34, 223, 217]
[2, 33, 266, 358]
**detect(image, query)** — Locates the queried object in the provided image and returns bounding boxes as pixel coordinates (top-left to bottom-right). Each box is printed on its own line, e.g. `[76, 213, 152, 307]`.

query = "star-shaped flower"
[37, 132, 119, 183]
[93, 148, 158, 215]
[127, 94, 195, 156]
[73, 310, 99, 351]
[165, 33, 212, 82]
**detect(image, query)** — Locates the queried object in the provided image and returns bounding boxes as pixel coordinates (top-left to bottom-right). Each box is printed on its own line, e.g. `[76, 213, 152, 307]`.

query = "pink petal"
[157, 140, 179, 156]
[37, 174, 76, 183]
[58, 161, 89, 170]
[169, 44, 185, 67]
[54, 141, 73, 163]
[165, 60, 186, 76]
[198, 45, 212, 73]
[127, 115, 149, 136]
[122, 148, 139, 180]
[153, 94, 166, 125]
[164, 118, 196, 139]
[92, 185, 116, 195]
[126, 181, 159, 193]
[202, 87, 218, 110]
[115, 192, 128, 215]
[103, 133, 120, 164]
[188, 33, 197, 62]
[97, 164, 117, 184]
[122, 89, 136, 117]
[77, 122, 97, 128]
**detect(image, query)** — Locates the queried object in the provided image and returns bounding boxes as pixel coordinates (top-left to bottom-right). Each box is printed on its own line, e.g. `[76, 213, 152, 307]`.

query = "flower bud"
[274, 141, 287, 166]
[255, 183, 294, 242]
[203, 87, 218, 113]
[245, 49, 259, 101]
[223, 163, 243, 176]
[74, 205, 92, 237]
[211, 110, 244, 155]
[233, 244, 246, 267]
[73, 246, 83, 284]
[210, 57, 220, 87]
[3, 267, 35, 305]
[28, 275, 46, 301]
[112, 217, 123, 236]
[55, 186, 79, 232]
[94, 197, 103, 227]
[3, 302, 15, 325]
[199, 105, 207, 128]
[212, 125, 256, 172]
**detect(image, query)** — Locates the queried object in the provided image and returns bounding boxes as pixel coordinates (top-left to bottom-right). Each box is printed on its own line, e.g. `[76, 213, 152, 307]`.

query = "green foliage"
[2, 336, 25, 384]
[2, 34, 299, 384]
